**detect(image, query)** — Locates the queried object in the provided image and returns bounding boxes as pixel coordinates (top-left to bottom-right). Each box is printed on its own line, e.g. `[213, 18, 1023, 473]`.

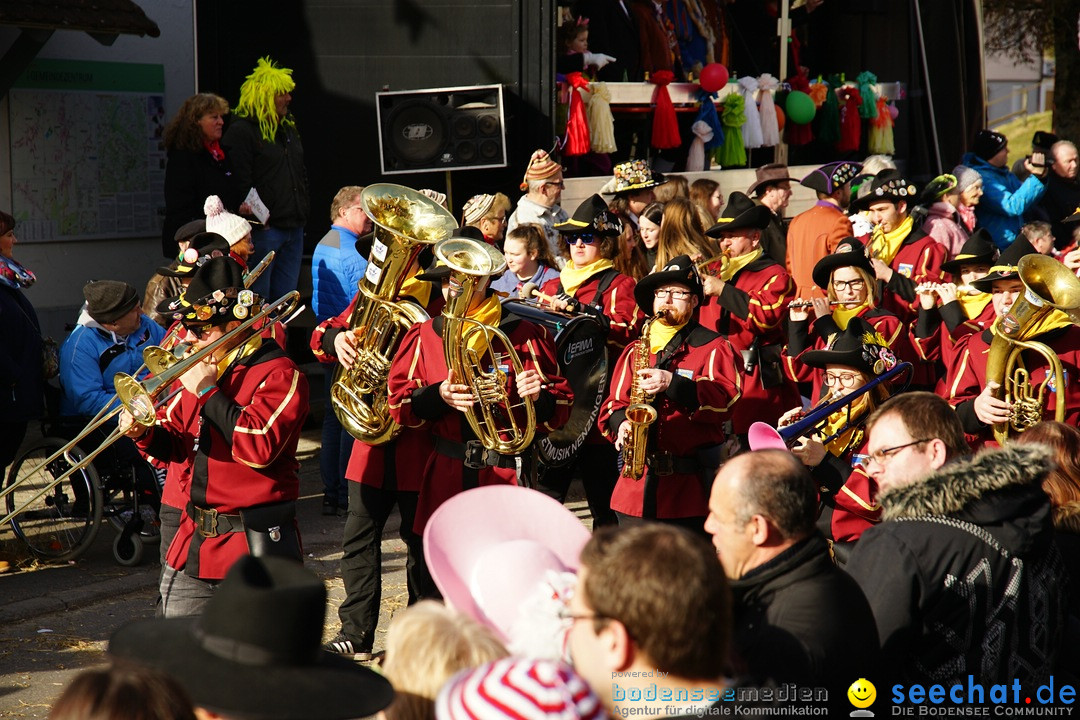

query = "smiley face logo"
[847, 678, 876, 709]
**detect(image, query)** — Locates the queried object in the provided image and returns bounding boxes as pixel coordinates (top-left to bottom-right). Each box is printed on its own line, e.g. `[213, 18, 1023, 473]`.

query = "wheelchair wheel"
[113, 529, 145, 566]
[5, 438, 103, 562]
[99, 458, 161, 544]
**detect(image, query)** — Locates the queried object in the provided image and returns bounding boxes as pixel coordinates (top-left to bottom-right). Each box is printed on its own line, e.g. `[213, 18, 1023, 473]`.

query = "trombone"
[0, 291, 300, 530]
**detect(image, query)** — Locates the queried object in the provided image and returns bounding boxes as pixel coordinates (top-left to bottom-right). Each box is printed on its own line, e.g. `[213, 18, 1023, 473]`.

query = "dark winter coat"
[161, 147, 245, 258]
[846, 445, 1066, 685]
[0, 285, 44, 422]
[222, 116, 309, 230]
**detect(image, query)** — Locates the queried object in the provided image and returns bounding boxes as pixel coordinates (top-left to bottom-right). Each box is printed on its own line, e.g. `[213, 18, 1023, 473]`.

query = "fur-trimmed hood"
[880, 445, 1053, 521]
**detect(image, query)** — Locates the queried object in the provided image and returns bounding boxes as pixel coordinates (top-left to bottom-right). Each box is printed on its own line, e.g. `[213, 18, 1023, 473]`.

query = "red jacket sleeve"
[310, 293, 358, 363]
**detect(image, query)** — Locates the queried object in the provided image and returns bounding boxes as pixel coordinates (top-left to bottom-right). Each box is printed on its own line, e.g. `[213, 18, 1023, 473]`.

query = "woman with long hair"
[612, 215, 650, 281]
[689, 177, 723, 227]
[490, 223, 561, 298]
[654, 197, 713, 271]
[637, 202, 664, 271]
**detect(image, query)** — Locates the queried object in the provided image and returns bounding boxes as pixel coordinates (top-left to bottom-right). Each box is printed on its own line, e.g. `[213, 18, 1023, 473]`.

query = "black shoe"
[322, 498, 339, 516]
[323, 633, 373, 661]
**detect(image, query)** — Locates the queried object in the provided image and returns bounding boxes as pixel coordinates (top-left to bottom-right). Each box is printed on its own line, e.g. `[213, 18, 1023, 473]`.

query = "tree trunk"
[1052, 0, 1080, 140]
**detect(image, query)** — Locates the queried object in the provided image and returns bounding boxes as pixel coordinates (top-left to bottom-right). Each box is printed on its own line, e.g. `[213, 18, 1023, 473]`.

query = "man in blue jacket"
[961, 129, 1047, 250]
[312, 186, 370, 515]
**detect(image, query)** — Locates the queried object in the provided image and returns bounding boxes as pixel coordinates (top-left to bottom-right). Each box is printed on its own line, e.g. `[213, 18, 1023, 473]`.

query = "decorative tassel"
[757, 74, 780, 147]
[715, 92, 746, 167]
[815, 76, 841, 145]
[783, 71, 813, 147]
[856, 71, 878, 120]
[868, 96, 895, 155]
[563, 72, 591, 156]
[587, 82, 617, 153]
[649, 70, 681, 150]
[694, 88, 725, 151]
[738, 76, 763, 149]
[686, 120, 713, 171]
[808, 82, 829, 109]
[836, 86, 863, 153]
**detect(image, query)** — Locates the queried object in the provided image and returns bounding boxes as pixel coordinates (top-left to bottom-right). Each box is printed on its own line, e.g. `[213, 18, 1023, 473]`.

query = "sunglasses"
[569, 233, 597, 245]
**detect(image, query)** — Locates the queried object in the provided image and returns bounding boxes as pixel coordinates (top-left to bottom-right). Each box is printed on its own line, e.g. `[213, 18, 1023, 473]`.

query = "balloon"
[888, 103, 900, 121]
[785, 91, 816, 125]
[775, 105, 785, 132]
[699, 63, 730, 94]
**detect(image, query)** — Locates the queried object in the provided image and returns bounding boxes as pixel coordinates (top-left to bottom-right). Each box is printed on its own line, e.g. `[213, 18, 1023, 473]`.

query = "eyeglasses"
[824, 371, 862, 388]
[570, 234, 597, 245]
[832, 279, 866, 292]
[654, 288, 693, 300]
[859, 438, 933, 467]
[546, 181, 566, 189]
[184, 325, 211, 340]
[557, 608, 607, 623]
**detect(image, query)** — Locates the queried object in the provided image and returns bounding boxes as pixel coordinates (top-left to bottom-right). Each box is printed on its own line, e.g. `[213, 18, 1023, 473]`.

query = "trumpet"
[694, 251, 730, 279]
[0, 292, 300, 530]
[788, 300, 845, 310]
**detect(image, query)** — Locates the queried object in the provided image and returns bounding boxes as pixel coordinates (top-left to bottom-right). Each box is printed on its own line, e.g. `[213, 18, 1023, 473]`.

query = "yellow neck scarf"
[649, 320, 687, 354]
[462, 294, 503, 358]
[869, 215, 914, 266]
[958, 292, 991, 320]
[821, 391, 871, 457]
[832, 302, 869, 330]
[720, 248, 762, 282]
[398, 266, 432, 308]
[1025, 308, 1075, 338]
[216, 332, 263, 375]
[559, 258, 614, 296]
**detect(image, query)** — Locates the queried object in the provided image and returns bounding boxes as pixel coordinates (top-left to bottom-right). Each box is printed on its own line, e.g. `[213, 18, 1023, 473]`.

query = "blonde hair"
[655, 197, 713, 271]
[826, 265, 879, 306]
[330, 185, 364, 223]
[234, 56, 297, 143]
[382, 601, 507, 720]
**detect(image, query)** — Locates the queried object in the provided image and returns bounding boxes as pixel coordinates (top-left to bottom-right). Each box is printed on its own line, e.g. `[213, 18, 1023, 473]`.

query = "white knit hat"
[204, 195, 251, 247]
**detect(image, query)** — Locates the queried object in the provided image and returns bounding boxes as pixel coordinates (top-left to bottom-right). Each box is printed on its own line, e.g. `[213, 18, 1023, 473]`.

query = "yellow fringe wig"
[234, 56, 297, 143]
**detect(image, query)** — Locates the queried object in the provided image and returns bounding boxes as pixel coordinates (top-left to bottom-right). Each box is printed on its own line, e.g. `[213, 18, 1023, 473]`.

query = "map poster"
[8, 59, 166, 242]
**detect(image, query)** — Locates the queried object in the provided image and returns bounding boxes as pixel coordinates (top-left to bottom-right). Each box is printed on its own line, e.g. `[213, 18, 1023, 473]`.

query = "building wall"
[0, 0, 195, 340]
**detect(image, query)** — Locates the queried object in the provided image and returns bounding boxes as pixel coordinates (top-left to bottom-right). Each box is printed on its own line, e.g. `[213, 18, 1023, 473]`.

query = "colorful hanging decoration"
[563, 72, 592, 156]
[739, 76, 763, 149]
[868, 96, 895, 155]
[815, 75, 841, 146]
[699, 62, 729, 93]
[783, 70, 814, 146]
[716, 92, 746, 167]
[693, 88, 725, 152]
[757, 74, 780, 147]
[808, 82, 829, 109]
[587, 82, 616, 153]
[649, 70, 681, 150]
[836, 85, 863, 153]
[686, 120, 714, 171]
[856, 71, 879, 120]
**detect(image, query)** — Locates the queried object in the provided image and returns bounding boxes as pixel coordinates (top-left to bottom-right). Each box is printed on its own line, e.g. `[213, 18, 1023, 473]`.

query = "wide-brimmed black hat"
[940, 228, 998, 275]
[602, 159, 665, 195]
[801, 317, 899, 377]
[109, 555, 394, 720]
[634, 254, 703, 313]
[705, 192, 771, 237]
[970, 236, 1037, 293]
[554, 194, 621, 236]
[860, 169, 919, 206]
[157, 232, 232, 278]
[811, 238, 873, 291]
[174, 218, 206, 244]
[799, 161, 863, 195]
[83, 280, 139, 324]
[158, 256, 258, 325]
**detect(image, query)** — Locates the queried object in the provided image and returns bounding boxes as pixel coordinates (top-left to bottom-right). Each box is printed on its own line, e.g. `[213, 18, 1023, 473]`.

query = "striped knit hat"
[520, 149, 562, 191]
[436, 658, 605, 720]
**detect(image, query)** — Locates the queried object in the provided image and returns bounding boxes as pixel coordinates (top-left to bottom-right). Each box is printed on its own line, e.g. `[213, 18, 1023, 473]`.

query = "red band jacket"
[879, 228, 946, 324]
[783, 306, 917, 386]
[540, 269, 643, 351]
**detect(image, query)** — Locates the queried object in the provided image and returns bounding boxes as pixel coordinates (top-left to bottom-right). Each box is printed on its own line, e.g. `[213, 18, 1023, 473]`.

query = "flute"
[914, 282, 981, 296]
[788, 300, 845, 309]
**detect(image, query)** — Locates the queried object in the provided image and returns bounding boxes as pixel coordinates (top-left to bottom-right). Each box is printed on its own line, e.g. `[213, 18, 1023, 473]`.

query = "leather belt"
[187, 502, 244, 538]
[434, 436, 518, 470]
[647, 451, 701, 477]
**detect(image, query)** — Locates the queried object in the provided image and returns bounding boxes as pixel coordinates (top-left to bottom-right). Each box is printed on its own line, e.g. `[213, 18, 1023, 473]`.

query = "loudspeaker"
[376, 84, 507, 175]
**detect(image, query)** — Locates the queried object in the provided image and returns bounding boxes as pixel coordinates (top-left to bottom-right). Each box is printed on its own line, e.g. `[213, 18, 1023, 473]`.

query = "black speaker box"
[376, 84, 508, 175]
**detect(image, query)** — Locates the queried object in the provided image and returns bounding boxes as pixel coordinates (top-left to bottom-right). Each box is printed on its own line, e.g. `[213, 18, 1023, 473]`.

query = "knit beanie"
[952, 165, 981, 193]
[204, 195, 251, 247]
[973, 129, 1007, 161]
[436, 658, 605, 720]
[520, 150, 562, 191]
[462, 194, 496, 225]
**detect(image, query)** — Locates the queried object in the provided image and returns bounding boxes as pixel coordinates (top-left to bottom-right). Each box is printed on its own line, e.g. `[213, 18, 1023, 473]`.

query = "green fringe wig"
[234, 56, 297, 143]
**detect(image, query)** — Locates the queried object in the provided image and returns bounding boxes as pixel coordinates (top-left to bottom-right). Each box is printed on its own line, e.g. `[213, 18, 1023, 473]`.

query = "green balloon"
[785, 91, 816, 125]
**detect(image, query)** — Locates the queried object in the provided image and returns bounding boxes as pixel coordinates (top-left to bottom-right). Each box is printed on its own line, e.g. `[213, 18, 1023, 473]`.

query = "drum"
[504, 300, 608, 467]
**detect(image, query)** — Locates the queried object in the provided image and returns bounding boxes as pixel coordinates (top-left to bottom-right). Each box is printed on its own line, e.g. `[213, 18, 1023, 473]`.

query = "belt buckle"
[463, 440, 486, 470]
[195, 507, 219, 538]
[652, 452, 675, 476]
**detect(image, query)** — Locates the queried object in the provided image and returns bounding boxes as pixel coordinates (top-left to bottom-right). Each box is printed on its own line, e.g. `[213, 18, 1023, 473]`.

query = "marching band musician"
[786, 161, 862, 299]
[784, 239, 917, 386]
[945, 237, 1080, 447]
[121, 257, 309, 617]
[537, 194, 642, 527]
[776, 319, 901, 549]
[309, 249, 444, 661]
[386, 244, 574, 537]
[698, 192, 800, 446]
[599, 256, 741, 530]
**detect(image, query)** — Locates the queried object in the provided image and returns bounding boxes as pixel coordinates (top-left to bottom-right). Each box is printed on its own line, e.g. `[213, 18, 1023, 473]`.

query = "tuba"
[438, 237, 536, 455]
[620, 314, 660, 480]
[330, 184, 456, 445]
[985, 254, 1080, 444]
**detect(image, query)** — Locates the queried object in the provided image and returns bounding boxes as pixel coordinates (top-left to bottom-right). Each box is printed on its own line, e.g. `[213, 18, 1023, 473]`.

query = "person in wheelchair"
[58, 280, 167, 516]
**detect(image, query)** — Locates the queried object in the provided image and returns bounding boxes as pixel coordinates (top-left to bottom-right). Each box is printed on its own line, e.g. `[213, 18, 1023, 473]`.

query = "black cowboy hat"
[799, 161, 862, 195]
[633, 254, 704, 313]
[157, 256, 257, 325]
[157, 232, 232, 278]
[940, 228, 998, 275]
[861, 169, 919, 205]
[811, 238, 873, 291]
[109, 556, 394, 720]
[554, 194, 622, 236]
[705, 192, 771, 237]
[800, 317, 899, 377]
[970, 236, 1037, 294]
[174, 218, 206, 244]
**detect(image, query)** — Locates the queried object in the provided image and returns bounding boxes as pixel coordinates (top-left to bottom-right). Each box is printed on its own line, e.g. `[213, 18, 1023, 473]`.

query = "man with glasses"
[506, 149, 569, 261]
[598, 255, 740, 529]
[312, 185, 370, 516]
[846, 391, 1065, 684]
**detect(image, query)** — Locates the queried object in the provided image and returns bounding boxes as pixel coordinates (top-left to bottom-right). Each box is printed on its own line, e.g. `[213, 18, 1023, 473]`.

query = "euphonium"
[438, 237, 536, 455]
[985, 254, 1080, 444]
[621, 315, 660, 480]
[330, 184, 456, 445]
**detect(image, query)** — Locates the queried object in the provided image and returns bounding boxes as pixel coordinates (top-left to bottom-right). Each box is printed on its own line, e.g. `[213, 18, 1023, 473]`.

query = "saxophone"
[621, 315, 660, 480]
[330, 184, 456, 445]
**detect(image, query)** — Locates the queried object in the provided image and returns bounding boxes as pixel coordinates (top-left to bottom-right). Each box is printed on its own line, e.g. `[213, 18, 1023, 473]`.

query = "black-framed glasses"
[570, 234, 597, 245]
[654, 288, 693, 300]
[862, 438, 933, 467]
[824, 371, 861, 388]
[546, 181, 566, 189]
[832, 279, 866, 291]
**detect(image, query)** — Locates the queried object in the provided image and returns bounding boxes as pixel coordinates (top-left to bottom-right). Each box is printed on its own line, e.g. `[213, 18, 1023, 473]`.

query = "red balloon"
[775, 105, 786, 132]
[699, 63, 729, 94]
